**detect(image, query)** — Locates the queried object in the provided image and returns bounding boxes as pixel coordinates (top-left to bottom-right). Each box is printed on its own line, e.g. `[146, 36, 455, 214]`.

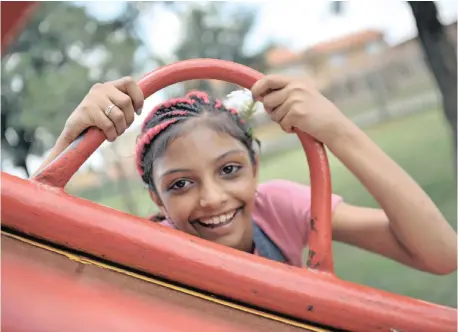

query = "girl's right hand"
[61, 76, 144, 144]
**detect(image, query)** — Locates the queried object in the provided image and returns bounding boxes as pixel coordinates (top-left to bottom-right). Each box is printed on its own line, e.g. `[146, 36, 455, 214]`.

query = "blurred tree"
[1, 1, 144, 176]
[171, 3, 273, 97]
[331, 1, 457, 169]
[408, 2, 457, 169]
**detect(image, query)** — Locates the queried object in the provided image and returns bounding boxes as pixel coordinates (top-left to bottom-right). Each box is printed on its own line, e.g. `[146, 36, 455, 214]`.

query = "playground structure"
[1, 3, 457, 332]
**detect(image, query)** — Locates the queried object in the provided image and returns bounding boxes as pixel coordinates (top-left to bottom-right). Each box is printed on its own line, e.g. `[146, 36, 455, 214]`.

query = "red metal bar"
[2, 173, 456, 332]
[1, 2, 39, 54]
[31, 58, 334, 274]
[1, 254, 251, 332]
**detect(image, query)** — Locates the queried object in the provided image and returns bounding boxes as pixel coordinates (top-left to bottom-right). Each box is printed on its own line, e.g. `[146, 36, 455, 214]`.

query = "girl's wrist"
[322, 118, 363, 151]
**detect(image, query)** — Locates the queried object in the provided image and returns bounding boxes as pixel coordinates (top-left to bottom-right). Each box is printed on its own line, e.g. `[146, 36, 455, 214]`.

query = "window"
[365, 41, 382, 55]
[329, 52, 346, 67]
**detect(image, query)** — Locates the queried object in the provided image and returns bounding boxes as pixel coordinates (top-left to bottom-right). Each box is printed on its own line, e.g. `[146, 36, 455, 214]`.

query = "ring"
[104, 104, 116, 117]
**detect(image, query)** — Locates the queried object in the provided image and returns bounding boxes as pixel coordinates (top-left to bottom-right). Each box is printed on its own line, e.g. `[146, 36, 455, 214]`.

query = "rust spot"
[311, 262, 321, 269]
[310, 217, 317, 232]
[306, 250, 315, 268]
[75, 263, 85, 275]
[306, 250, 321, 269]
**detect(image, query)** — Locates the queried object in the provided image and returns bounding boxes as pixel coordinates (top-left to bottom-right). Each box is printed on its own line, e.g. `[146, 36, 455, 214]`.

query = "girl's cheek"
[165, 196, 199, 234]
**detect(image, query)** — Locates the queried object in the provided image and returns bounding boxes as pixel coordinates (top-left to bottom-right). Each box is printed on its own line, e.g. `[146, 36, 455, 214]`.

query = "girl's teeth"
[201, 210, 237, 226]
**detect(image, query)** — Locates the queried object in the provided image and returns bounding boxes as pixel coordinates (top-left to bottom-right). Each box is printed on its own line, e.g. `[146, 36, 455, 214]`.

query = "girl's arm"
[31, 77, 144, 177]
[329, 122, 457, 275]
[251, 74, 456, 275]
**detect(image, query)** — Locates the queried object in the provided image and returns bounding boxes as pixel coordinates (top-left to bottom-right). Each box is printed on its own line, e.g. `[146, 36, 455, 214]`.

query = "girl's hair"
[135, 90, 258, 197]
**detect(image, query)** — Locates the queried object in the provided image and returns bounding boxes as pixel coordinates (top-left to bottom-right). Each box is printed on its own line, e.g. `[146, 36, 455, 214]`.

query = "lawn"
[90, 109, 457, 307]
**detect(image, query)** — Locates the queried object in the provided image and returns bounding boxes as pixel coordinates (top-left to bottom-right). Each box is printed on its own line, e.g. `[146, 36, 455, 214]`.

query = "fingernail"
[136, 107, 143, 115]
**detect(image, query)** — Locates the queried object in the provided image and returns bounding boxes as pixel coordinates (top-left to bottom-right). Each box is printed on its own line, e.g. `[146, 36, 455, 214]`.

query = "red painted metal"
[2, 173, 456, 332]
[1, 2, 39, 53]
[31, 59, 334, 274]
[1, 5, 457, 332]
[1, 254, 253, 332]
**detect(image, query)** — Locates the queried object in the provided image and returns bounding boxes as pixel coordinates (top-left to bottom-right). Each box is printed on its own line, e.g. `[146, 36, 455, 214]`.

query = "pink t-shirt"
[158, 180, 343, 267]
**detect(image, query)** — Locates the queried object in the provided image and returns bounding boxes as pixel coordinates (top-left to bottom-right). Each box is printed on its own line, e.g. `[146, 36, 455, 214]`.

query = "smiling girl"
[35, 75, 457, 274]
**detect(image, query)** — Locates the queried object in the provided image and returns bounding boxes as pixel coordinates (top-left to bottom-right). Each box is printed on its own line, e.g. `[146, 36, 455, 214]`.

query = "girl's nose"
[199, 181, 229, 209]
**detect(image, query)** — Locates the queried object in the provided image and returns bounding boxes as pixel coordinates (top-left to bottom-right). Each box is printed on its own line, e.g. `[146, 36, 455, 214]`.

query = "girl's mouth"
[193, 207, 243, 229]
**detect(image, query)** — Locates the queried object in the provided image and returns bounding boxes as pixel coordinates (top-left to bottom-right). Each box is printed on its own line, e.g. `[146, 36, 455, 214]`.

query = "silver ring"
[104, 104, 116, 117]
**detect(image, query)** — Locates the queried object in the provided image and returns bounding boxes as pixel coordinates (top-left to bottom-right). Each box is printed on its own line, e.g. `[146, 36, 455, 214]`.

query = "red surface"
[2, 173, 456, 332]
[1, 254, 251, 332]
[1, 7, 456, 332]
[1, 2, 39, 53]
[31, 59, 334, 274]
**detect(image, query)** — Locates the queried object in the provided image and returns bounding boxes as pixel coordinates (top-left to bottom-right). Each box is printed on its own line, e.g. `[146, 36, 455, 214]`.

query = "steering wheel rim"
[31, 58, 334, 274]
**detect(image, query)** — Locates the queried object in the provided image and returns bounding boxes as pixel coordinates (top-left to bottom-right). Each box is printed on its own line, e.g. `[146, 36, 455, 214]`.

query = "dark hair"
[136, 90, 258, 196]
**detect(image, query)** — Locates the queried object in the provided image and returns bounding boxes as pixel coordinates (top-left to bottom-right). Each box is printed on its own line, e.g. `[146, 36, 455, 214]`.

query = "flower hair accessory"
[223, 88, 259, 123]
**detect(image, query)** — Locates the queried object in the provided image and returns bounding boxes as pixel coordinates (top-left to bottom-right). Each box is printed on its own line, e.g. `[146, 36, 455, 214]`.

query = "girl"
[35, 75, 457, 274]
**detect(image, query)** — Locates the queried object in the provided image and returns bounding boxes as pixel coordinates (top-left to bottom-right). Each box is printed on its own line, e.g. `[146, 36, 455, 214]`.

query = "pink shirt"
[159, 180, 343, 267]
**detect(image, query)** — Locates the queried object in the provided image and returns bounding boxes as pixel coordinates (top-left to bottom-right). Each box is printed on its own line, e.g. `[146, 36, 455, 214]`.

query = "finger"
[262, 88, 289, 112]
[102, 101, 127, 135]
[278, 113, 296, 133]
[92, 109, 118, 142]
[111, 76, 144, 114]
[270, 107, 287, 124]
[251, 75, 291, 99]
[270, 96, 295, 123]
[105, 84, 135, 126]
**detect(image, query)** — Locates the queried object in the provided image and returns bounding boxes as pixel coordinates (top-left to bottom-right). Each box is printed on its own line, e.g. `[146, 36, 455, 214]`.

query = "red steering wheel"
[31, 58, 334, 274]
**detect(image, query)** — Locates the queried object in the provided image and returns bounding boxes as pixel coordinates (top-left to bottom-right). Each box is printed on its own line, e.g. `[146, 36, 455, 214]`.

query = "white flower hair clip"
[223, 88, 259, 123]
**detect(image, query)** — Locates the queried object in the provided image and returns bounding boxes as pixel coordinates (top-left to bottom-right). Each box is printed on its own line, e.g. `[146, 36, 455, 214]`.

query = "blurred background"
[2, 1, 457, 308]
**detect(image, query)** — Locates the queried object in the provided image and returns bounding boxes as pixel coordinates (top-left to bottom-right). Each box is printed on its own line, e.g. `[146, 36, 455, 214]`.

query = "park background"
[2, 1, 457, 308]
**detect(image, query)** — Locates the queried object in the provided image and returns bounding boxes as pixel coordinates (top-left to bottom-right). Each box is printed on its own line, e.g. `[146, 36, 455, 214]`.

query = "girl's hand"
[251, 75, 352, 145]
[62, 76, 144, 144]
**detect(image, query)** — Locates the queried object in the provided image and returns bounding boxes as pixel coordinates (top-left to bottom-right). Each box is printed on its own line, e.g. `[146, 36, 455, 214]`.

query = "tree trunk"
[408, 2, 457, 171]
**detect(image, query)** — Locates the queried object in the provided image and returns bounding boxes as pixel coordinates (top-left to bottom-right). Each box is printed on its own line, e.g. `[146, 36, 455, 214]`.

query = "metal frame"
[1, 3, 456, 332]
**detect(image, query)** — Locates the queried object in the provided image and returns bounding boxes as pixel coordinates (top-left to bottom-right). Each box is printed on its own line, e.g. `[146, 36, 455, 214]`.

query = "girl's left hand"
[251, 74, 353, 145]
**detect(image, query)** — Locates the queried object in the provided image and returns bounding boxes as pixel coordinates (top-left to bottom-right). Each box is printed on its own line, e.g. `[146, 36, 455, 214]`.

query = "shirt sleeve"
[256, 180, 343, 249]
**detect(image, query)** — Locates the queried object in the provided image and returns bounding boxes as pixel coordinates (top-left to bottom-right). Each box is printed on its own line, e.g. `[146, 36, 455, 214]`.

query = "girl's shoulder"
[253, 180, 314, 267]
[253, 179, 343, 267]
[255, 179, 342, 215]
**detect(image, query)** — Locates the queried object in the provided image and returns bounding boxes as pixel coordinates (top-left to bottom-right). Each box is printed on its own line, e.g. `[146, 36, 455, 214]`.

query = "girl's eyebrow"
[159, 168, 191, 180]
[215, 149, 246, 161]
[159, 149, 246, 179]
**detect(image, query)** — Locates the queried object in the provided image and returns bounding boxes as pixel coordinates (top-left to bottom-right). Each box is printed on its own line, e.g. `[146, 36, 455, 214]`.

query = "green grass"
[84, 109, 457, 307]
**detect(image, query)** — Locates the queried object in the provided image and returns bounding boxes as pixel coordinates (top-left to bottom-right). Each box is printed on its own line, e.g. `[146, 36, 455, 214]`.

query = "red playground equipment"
[1, 3, 456, 332]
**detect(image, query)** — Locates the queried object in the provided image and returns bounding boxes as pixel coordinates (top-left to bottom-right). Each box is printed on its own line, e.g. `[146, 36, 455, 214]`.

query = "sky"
[6, 0, 458, 177]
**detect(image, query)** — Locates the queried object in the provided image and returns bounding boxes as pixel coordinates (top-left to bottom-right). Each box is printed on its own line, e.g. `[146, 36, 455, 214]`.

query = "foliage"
[1, 2, 144, 174]
[170, 2, 274, 96]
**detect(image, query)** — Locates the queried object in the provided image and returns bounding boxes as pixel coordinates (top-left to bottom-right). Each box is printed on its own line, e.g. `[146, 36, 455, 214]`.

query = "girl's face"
[151, 124, 258, 252]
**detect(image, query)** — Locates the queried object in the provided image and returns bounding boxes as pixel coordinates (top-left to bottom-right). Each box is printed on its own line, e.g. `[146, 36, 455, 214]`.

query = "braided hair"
[136, 90, 258, 197]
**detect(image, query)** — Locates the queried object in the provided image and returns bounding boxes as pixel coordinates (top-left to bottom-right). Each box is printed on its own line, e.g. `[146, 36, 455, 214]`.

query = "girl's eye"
[170, 179, 191, 191]
[221, 164, 241, 176]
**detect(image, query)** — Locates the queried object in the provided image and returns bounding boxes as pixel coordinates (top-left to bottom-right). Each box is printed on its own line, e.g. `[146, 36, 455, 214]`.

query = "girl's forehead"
[156, 127, 248, 169]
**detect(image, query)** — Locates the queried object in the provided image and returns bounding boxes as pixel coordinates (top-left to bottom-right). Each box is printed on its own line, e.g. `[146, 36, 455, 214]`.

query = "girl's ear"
[149, 190, 168, 218]
[253, 154, 259, 180]
[149, 190, 163, 208]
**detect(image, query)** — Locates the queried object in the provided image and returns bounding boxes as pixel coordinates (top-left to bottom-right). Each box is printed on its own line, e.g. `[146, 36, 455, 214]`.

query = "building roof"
[265, 47, 300, 67]
[267, 29, 385, 67]
[306, 30, 383, 55]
